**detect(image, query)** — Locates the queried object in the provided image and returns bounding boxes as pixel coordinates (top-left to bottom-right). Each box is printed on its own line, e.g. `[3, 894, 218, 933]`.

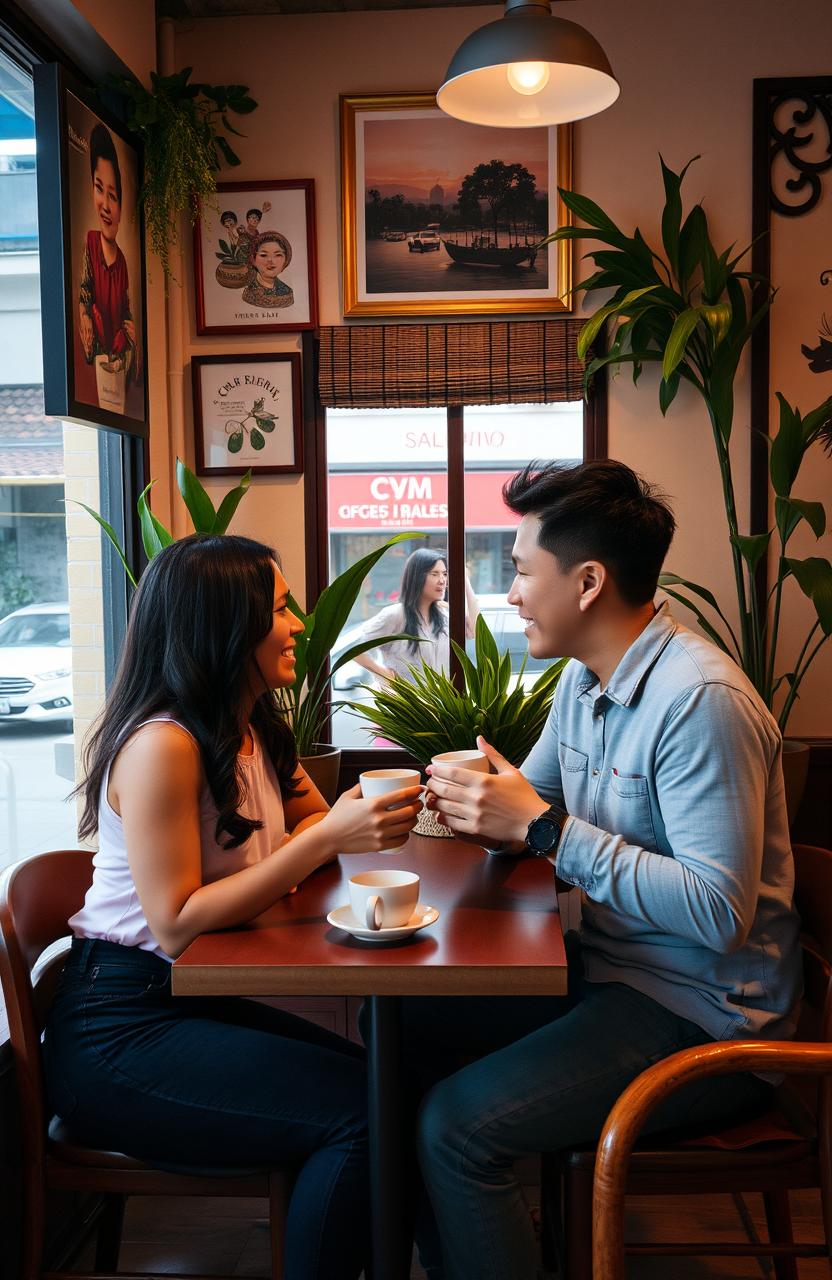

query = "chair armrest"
[593, 1039, 832, 1280]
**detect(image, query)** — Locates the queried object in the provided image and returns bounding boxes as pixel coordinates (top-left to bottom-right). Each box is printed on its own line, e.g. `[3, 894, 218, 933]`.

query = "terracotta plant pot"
[300, 743, 341, 806]
[782, 739, 810, 828]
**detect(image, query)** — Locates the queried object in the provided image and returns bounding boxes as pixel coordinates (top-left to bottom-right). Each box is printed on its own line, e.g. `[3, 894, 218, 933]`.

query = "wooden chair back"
[0, 850, 94, 1195]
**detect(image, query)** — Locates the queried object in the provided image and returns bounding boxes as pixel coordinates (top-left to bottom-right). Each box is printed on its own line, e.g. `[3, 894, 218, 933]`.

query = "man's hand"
[425, 735, 548, 846]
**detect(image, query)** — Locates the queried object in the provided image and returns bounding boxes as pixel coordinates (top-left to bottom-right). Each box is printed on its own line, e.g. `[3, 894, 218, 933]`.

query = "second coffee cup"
[430, 748, 489, 773]
[348, 869, 420, 931]
[359, 767, 422, 854]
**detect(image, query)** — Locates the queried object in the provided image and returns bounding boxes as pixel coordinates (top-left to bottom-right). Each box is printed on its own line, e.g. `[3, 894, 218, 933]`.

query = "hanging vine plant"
[104, 68, 258, 277]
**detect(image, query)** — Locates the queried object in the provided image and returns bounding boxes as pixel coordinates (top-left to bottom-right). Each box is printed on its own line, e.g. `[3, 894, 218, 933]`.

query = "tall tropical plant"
[73, 457, 251, 586]
[276, 534, 421, 758]
[347, 614, 566, 765]
[542, 156, 832, 731]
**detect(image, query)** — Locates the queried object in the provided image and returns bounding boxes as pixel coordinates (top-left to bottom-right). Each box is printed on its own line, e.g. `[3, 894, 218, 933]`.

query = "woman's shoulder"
[115, 719, 201, 776]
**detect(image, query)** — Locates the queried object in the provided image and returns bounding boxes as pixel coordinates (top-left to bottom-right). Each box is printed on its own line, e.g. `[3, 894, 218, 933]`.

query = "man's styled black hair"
[503, 460, 676, 605]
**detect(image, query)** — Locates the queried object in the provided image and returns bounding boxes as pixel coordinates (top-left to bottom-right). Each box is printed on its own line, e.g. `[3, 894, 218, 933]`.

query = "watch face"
[528, 816, 558, 854]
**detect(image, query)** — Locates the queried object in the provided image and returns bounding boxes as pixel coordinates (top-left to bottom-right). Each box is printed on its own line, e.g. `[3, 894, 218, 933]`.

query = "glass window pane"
[326, 406, 448, 749]
[462, 402, 583, 684]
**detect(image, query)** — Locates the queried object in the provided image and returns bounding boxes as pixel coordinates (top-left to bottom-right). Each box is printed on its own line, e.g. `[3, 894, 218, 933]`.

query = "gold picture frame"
[340, 91, 573, 319]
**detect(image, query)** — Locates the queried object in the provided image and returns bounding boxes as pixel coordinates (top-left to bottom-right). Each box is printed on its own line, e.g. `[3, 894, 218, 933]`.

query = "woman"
[44, 535, 422, 1280]
[241, 229, 294, 309]
[353, 548, 479, 687]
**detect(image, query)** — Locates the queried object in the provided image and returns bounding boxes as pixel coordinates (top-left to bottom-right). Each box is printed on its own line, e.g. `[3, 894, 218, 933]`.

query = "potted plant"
[542, 157, 832, 820]
[346, 615, 565, 836]
[214, 235, 250, 289]
[276, 534, 422, 803]
[75, 457, 252, 586]
[105, 68, 258, 278]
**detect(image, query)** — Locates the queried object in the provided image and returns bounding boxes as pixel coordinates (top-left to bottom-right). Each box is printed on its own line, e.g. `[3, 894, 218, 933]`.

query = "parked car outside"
[0, 602, 73, 729]
[407, 230, 441, 252]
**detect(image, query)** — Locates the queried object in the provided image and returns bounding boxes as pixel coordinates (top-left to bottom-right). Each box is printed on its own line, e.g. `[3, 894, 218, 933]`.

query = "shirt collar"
[575, 602, 678, 708]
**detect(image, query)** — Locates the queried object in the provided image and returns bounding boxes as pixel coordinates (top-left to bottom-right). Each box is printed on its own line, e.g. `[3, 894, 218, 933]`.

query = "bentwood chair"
[0, 849, 293, 1280]
[550, 843, 832, 1280]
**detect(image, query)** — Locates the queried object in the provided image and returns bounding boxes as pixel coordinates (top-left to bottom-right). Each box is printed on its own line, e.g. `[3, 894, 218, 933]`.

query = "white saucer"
[326, 903, 440, 943]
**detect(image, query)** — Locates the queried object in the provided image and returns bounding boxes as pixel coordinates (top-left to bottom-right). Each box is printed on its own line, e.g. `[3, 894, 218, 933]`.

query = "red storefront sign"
[329, 471, 520, 529]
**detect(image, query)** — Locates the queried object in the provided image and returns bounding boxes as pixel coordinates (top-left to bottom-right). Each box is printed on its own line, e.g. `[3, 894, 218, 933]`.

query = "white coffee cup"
[430, 749, 490, 774]
[348, 869, 420, 931]
[359, 767, 422, 854]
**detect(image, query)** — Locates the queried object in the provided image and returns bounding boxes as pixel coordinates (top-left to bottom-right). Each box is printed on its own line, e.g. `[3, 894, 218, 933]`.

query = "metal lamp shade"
[437, 5, 620, 128]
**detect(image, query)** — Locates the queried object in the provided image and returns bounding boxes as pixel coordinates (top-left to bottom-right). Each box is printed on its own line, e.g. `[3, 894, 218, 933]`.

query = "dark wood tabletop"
[172, 833, 567, 997]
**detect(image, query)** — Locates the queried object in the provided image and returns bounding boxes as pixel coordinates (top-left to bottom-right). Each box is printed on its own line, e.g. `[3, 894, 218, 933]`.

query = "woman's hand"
[79, 310, 94, 357]
[321, 783, 423, 854]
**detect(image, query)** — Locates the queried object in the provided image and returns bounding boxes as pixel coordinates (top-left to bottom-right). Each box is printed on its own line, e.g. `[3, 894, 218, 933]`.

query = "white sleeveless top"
[69, 717, 287, 961]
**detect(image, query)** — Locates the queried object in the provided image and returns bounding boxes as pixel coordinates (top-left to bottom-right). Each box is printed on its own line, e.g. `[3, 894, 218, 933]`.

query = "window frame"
[304, 331, 608, 783]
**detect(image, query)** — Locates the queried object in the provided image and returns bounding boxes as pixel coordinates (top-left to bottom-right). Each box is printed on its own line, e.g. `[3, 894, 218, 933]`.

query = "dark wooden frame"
[302, 337, 608, 776]
[193, 178, 319, 336]
[32, 61, 149, 438]
[192, 351, 303, 478]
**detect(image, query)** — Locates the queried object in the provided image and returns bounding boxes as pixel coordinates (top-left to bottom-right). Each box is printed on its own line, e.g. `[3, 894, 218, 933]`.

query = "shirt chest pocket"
[603, 769, 657, 848]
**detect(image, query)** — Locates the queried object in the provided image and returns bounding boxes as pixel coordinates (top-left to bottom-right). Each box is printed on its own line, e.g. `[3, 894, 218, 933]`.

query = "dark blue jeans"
[44, 939, 369, 1280]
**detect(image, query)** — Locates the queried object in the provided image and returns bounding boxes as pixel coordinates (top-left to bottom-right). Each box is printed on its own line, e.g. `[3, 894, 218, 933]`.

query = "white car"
[408, 230, 441, 252]
[0, 602, 73, 728]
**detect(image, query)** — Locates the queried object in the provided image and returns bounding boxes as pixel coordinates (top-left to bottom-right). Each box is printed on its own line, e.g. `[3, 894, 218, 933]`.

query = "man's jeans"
[45, 939, 369, 1280]
[405, 935, 773, 1280]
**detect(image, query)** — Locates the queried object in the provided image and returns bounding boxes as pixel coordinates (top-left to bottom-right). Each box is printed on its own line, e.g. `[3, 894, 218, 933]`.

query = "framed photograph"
[33, 63, 148, 436]
[194, 179, 318, 334]
[192, 353, 303, 476]
[340, 91, 572, 319]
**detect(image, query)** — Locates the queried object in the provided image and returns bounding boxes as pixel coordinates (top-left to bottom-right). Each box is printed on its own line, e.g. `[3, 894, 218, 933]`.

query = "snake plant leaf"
[556, 188, 628, 240]
[731, 532, 772, 573]
[659, 571, 742, 657]
[783, 557, 832, 634]
[700, 302, 732, 347]
[799, 394, 832, 447]
[659, 155, 699, 280]
[577, 286, 659, 362]
[659, 585, 733, 656]
[212, 469, 252, 534]
[176, 457, 217, 532]
[775, 496, 826, 543]
[137, 481, 174, 561]
[658, 372, 681, 416]
[66, 500, 138, 589]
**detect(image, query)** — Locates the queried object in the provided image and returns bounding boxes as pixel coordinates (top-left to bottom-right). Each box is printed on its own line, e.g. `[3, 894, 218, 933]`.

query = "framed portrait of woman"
[194, 179, 318, 335]
[33, 63, 148, 436]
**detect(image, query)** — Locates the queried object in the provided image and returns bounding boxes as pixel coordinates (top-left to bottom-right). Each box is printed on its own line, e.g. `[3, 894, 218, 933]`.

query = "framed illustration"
[194, 179, 318, 335]
[340, 91, 572, 318]
[33, 63, 148, 436]
[192, 353, 303, 476]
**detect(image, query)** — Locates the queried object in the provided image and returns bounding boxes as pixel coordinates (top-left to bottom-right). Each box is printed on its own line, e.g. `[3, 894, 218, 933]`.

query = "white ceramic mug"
[348, 869, 420, 931]
[430, 748, 490, 774]
[359, 767, 421, 854]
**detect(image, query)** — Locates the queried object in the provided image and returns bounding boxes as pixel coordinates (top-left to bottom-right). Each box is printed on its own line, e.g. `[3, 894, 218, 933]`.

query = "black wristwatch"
[525, 804, 568, 857]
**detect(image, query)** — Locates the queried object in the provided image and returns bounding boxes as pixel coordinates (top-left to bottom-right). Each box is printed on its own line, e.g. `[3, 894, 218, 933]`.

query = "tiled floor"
[74, 1184, 829, 1278]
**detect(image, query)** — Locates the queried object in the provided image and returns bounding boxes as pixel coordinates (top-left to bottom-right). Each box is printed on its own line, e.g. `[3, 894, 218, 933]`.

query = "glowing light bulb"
[506, 61, 551, 96]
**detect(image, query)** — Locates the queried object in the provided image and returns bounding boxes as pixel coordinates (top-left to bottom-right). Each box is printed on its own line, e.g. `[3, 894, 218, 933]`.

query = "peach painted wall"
[160, 1, 831, 736]
[71, 0, 157, 83]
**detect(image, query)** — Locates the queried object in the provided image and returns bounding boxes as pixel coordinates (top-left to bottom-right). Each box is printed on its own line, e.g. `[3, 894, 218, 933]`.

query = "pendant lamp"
[437, 0, 619, 128]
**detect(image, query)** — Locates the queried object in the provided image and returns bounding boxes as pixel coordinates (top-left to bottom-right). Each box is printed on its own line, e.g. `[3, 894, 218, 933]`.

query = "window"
[325, 399, 585, 751]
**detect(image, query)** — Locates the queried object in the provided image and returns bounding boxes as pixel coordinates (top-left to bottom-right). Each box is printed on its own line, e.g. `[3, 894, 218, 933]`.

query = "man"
[417, 459, 801, 1280]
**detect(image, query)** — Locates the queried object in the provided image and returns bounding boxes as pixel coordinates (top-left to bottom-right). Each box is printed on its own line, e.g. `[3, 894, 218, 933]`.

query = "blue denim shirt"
[521, 604, 802, 1041]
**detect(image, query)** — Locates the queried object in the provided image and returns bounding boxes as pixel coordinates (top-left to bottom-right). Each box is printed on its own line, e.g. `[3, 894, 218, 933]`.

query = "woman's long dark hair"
[78, 534, 303, 847]
[400, 548, 447, 655]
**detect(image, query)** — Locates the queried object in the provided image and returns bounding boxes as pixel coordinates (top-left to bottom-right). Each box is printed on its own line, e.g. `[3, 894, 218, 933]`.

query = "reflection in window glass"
[326, 407, 448, 749]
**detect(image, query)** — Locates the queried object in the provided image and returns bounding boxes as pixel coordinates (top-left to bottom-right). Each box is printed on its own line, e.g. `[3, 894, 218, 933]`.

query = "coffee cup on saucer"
[348, 869, 420, 931]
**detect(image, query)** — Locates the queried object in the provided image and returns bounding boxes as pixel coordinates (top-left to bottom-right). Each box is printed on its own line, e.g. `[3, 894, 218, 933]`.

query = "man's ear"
[577, 561, 606, 612]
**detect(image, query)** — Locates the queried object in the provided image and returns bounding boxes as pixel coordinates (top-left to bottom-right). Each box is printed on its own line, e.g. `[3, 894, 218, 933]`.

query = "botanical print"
[193, 355, 302, 476]
[195, 181, 316, 333]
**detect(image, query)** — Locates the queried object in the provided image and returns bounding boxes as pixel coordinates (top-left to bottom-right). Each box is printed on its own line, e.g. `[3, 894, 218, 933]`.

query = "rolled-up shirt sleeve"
[554, 683, 777, 955]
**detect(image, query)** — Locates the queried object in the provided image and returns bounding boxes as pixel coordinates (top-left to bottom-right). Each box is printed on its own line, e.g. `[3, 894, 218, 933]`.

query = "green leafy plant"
[542, 156, 832, 732]
[216, 237, 249, 267]
[74, 457, 251, 587]
[276, 535, 422, 758]
[347, 614, 566, 765]
[106, 68, 257, 277]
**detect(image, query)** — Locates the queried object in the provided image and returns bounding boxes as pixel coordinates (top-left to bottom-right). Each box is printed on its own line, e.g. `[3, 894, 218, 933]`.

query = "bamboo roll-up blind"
[318, 319, 586, 408]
